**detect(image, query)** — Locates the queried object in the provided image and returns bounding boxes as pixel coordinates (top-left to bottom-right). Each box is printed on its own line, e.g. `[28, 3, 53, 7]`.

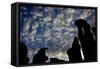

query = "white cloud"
[53, 18, 61, 24]
[34, 12, 43, 17]
[32, 23, 38, 30]
[43, 30, 51, 38]
[64, 8, 75, 15]
[27, 48, 40, 63]
[43, 16, 52, 22]
[57, 13, 64, 19]
[23, 22, 30, 33]
[46, 50, 69, 61]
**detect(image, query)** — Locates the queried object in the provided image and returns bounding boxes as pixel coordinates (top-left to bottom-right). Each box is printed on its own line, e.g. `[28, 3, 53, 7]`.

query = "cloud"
[43, 16, 52, 22]
[34, 12, 43, 17]
[27, 48, 40, 63]
[46, 50, 69, 61]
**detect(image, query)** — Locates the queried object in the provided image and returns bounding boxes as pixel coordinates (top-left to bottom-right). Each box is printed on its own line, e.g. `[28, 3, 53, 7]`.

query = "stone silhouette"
[92, 27, 96, 37]
[32, 48, 48, 64]
[50, 58, 66, 63]
[75, 19, 97, 61]
[19, 42, 29, 65]
[67, 37, 82, 62]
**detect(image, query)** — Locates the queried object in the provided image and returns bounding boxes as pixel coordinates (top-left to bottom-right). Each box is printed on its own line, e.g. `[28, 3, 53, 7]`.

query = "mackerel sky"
[19, 5, 96, 63]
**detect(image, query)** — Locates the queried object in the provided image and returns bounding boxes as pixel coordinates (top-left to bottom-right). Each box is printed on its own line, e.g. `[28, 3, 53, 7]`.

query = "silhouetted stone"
[75, 19, 97, 61]
[32, 48, 48, 64]
[92, 27, 96, 37]
[50, 58, 66, 63]
[19, 42, 29, 65]
[67, 37, 82, 62]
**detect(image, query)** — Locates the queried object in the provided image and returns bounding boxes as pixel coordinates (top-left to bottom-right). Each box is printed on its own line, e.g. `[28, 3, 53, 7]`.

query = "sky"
[19, 5, 96, 63]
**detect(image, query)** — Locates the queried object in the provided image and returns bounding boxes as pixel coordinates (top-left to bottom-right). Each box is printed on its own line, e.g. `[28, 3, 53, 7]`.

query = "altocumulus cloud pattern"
[19, 5, 96, 63]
